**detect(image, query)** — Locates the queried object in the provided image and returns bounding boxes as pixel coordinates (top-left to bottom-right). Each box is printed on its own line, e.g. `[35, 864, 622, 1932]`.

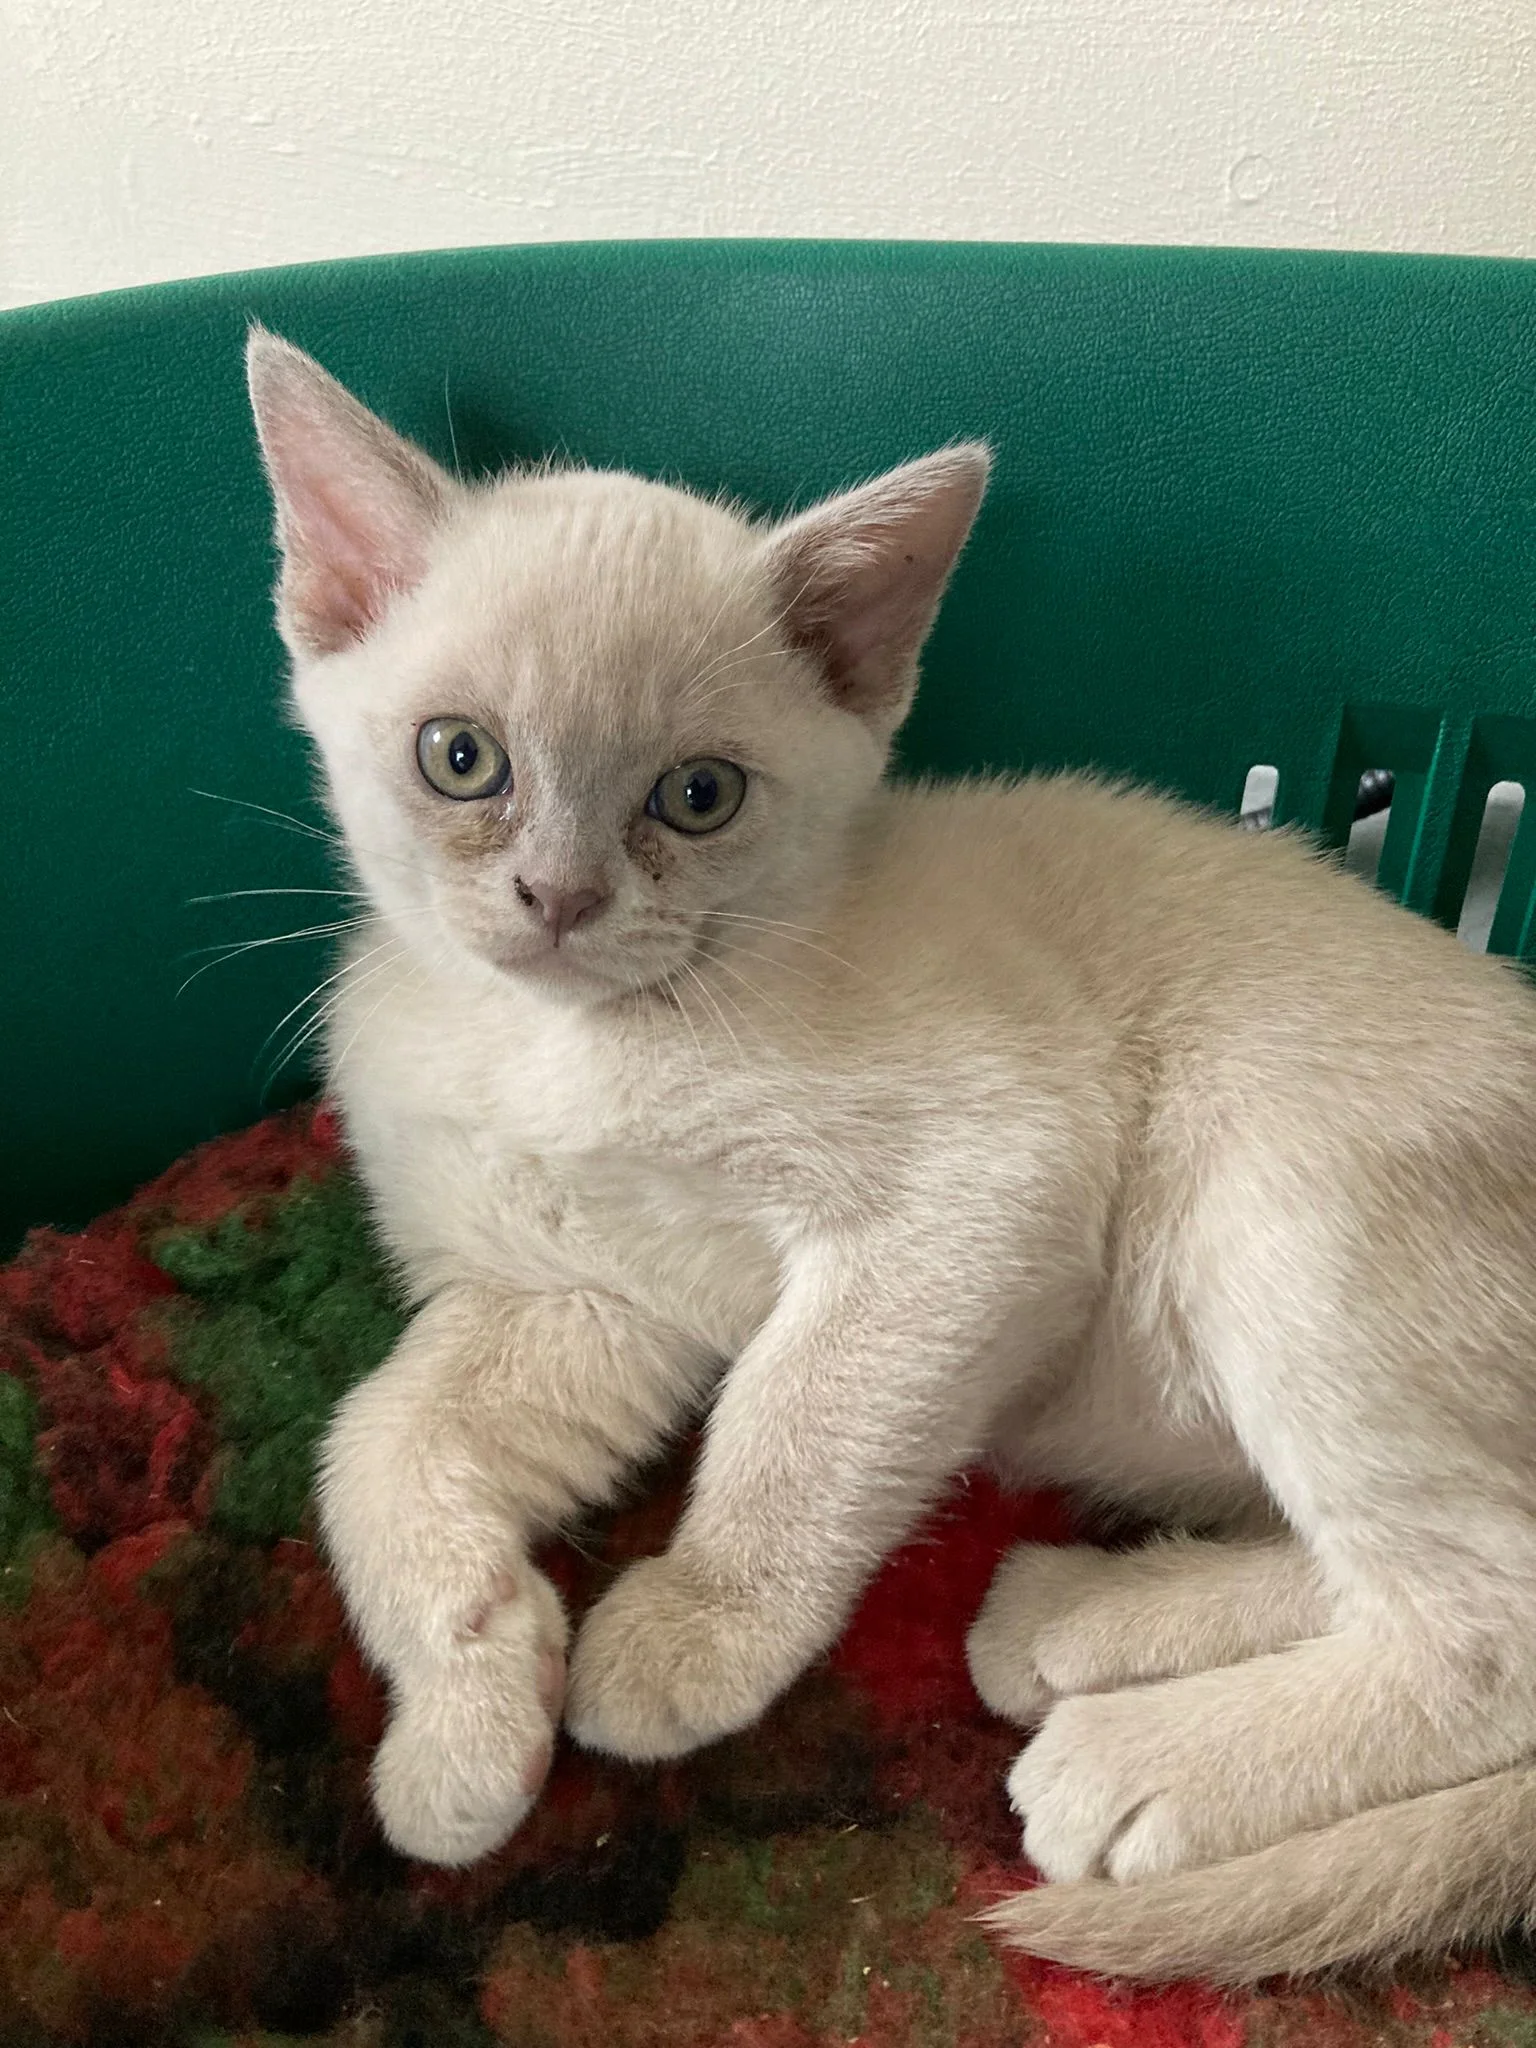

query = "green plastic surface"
[4, 240, 1536, 1252]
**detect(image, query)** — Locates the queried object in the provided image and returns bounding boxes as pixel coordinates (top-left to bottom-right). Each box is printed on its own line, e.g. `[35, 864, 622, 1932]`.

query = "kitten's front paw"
[565, 1553, 798, 1761]
[1008, 1689, 1222, 1885]
[372, 1566, 568, 1866]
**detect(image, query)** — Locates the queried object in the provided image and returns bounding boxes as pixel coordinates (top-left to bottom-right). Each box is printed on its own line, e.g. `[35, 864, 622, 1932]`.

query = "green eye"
[416, 718, 511, 801]
[645, 758, 746, 835]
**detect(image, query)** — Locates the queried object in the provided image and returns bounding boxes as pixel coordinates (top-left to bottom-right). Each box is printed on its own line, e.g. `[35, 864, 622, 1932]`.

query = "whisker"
[255, 930, 408, 1076]
[684, 663, 783, 715]
[649, 975, 672, 1093]
[442, 365, 463, 479]
[190, 786, 422, 877]
[713, 944, 853, 1021]
[706, 913, 871, 982]
[679, 958, 748, 1069]
[266, 957, 391, 1083]
[176, 900, 435, 997]
[190, 788, 340, 847]
[174, 917, 382, 997]
[266, 1006, 334, 1094]
[678, 568, 819, 707]
[181, 915, 379, 959]
[664, 966, 711, 1091]
[683, 954, 749, 1048]
[707, 951, 827, 1055]
[705, 909, 833, 938]
[188, 886, 365, 906]
[646, 975, 676, 1093]
[670, 565, 754, 684]
[260, 949, 405, 1103]
[330, 938, 446, 1080]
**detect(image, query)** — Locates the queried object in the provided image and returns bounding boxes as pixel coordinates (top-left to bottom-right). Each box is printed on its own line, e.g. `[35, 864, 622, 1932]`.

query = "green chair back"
[4, 241, 1534, 1250]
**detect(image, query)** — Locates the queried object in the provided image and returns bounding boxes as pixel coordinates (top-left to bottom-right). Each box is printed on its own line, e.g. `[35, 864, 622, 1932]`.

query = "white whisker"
[190, 788, 341, 847]
[670, 565, 754, 685]
[181, 916, 378, 959]
[679, 568, 819, 708]
[707, 950, 827, 1055]
[442, 365, 463, 479]
[679, 957, 748, 1069]
[663, 966, 711, 1092]
[707, 931, 838, 991]
[685, 954, 751, 1049]
[684, 651, 785, 708]
[329, 938, 444, 1082]
[190, 786, 421, 877]
[174, 917, 383, 997]
[261, 947, 405, 1101]
[645, 977, 674, 1094]
[256, 930, 409, 1076]
[702, 909, 828, 936]
[706, 912, 870, 981]
[188, 886, 365, 906]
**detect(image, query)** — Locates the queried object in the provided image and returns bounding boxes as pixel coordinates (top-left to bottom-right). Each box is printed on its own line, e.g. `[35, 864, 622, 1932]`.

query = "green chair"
[4, 240, 1534, 1254]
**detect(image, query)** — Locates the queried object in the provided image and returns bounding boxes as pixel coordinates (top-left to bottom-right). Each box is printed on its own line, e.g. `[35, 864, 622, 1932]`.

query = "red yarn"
[27, 1334, 214, 1544]
[830, 1475, 1075, 1735]
[308, 1101, 346, 1156]
[54, 1903, 197, 2015]
[2, 1190, 222, 1548]
[0, 1221, 175, 1352]
[133, 1100, 345, 1228]
[90, 1522, 192, 1608]
[326, 1636, 387, 1749]
[721, 2021, 817, 2047]
[1025, 1964, 1247, 2048]
[258, 1539, 350, 1655]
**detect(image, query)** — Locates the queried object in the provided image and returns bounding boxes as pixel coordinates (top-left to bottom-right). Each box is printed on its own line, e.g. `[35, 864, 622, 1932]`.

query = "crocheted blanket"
[2, 1104, 1533, 2047]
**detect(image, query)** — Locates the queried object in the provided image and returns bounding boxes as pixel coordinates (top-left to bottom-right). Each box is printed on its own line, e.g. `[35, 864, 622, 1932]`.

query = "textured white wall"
[4, 0, 1534, 310]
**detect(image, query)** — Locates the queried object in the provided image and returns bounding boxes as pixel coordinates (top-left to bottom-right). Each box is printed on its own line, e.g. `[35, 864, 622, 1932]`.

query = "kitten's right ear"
[246, 328, 455, 658]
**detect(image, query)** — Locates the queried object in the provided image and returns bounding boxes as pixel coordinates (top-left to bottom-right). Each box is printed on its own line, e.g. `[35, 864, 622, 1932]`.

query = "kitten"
[247, 328, 1536, 1983]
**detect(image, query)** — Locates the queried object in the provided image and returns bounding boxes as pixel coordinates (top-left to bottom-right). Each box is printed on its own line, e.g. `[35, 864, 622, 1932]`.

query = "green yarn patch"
[0, 1371, 56, 1606]
[151, 1173, 406, 1543]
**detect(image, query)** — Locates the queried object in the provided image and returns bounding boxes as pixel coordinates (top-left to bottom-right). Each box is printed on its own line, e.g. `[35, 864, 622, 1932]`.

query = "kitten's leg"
[1008, 1621, 1536, 1885]
[319, 1284, 713, 1864]
[1009, 1173, 1536, 1885]
[565, 1208, 1103, 1762]
[967, 1536, 1327, 1725]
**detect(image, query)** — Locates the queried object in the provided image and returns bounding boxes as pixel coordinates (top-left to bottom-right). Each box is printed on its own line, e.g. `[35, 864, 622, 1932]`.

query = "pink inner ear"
[825, 554, 930, 678]
[769, 448, 989, 724]
[278, 467, 429, 655]
[249, 336, 445, 658]
[287, 560, 385, 655]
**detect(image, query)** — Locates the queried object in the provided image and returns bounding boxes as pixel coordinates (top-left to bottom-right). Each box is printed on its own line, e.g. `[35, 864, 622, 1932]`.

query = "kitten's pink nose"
[514, 876, 609, 946]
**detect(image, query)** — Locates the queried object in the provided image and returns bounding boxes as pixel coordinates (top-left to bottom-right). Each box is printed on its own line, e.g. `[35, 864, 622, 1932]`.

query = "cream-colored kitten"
[248, 329, 1536, 1984]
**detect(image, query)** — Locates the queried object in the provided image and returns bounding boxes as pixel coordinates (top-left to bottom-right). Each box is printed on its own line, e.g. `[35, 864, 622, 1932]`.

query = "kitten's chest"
[332, 957, 780, 1346]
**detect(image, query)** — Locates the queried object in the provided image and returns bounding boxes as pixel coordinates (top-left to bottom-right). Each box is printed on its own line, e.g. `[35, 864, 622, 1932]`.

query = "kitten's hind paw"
[966, 1543, 1123, 1725]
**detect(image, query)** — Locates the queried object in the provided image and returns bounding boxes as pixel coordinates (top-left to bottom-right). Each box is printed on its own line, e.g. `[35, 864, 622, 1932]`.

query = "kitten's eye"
[645, 758, 747, 835]
[416, 718, 511, 801]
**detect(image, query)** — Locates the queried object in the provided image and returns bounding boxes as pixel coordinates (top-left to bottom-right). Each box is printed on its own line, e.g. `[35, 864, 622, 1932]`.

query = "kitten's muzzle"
[513, 875, 610, 947]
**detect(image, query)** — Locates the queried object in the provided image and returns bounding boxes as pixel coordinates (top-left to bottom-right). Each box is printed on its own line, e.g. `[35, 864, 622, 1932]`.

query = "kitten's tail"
[982, 1763, 1536, 1983]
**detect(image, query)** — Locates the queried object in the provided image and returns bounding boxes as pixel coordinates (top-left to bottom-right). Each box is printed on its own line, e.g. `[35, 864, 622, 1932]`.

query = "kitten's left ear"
[760, 444, 990, 734]
[246, 328, 457, 659]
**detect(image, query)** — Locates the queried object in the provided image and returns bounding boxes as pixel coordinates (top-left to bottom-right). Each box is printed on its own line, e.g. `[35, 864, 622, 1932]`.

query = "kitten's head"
[247, 330, 988, 1005]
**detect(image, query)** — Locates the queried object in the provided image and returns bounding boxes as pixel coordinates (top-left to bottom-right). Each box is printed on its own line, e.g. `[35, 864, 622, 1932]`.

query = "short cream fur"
[248, 329, 1536, 1983]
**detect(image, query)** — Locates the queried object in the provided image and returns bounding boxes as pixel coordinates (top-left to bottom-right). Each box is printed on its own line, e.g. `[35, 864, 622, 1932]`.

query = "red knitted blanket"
[2, 1105, 1531, 2046]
